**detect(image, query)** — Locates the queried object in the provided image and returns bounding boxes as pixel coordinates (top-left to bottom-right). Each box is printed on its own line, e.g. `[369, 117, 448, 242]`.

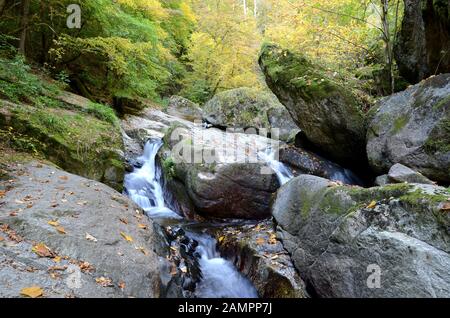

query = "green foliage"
[0, 127, 43, 155]
[85, 102, 118, 125]
[162, 156, 176, 179]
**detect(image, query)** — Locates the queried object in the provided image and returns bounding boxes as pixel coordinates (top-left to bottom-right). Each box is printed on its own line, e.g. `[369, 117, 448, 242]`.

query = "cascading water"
[259, 150, 294, 185]
[124, 140, 258, 298]
[124, 140, 182, 219]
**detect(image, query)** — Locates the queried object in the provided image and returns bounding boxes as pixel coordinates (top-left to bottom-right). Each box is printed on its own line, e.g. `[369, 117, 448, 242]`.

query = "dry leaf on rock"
[120, 232, 133, 242]
[32, 243, 56, 258]
[20, 286, 44, 298]
[85, 233, 98, 242]
[366, 201, 377, 209]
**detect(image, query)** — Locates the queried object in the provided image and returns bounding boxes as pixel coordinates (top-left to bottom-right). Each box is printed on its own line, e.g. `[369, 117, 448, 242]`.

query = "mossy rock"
[367, 74, 450, 183]
[0, 100, 125, 191]
[259, 44, 367, 166]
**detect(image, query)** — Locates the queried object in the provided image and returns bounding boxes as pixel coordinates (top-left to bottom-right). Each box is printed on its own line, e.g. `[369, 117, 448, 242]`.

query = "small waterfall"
[124, 140, 182, 219]
[124, 140, 258, 298]
[259, 150, 294, 185]
[188, 232, 258, 298]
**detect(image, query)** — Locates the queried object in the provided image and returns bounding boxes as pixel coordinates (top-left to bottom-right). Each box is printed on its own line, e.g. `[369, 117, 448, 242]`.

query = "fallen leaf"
[53, 256, 62, 263]
[136, 246, 148, 255]
[367, 201, 377, 209]
[137, 223, 147, 230]
[59, 176, 69, 181]
[120, 232, 133, 242]
[56, 226, 66, 234]
[0, 236, 4, 242]
[119, 218, 128, 225]
[32, 243, 56, 258]
[85, 232, 98, 242]
[9, 211, 18, 217]
[0, 190, 5, 198]
[118, 281, 126, 290]
[95, 277, 113, 287]
[268, 233, 277, 245]
[218, 236, 225, 243]
[170, 265, 178, 276]
[20, 286, 43, 298]
[48, 220, 59, 227]
[79, 261, 94, 272]
[256, 237, 265, 245]
[441, 202, 450, 212]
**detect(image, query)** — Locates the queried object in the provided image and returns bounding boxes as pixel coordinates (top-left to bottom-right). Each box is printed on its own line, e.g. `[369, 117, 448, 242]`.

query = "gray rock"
[217, 220, 308, 298]
[375, 174, 390, 186]
[388, 163, 434, 185]
[273, 175, 450, 298]
[203, 88, 300, 142]
[367, 74, 450, 183]
[259, 44, 367, 165]
[0, 162, 162, 298]
[159, 124, 280, 219]
[167, 96, 203, 122]
[394, 0, 450, 84]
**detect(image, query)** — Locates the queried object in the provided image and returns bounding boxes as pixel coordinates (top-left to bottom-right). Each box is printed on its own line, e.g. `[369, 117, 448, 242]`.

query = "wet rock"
[259, 44, 367, 166]
[388, 163, 434, 185]
[159, 124, 280, 219]
[272, 175, 450, 297]
[216, 221, 308, 298]
[0, 162, 162, 298]
[366, 74, 450, 183]
[279, 146, 363, 185]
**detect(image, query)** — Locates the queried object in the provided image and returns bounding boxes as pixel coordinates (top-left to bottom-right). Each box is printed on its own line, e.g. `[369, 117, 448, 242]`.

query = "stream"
[124, 139, 262, 298]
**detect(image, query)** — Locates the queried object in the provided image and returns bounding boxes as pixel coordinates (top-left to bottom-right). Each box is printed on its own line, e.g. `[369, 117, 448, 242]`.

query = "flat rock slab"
[0, 162, 162, 298]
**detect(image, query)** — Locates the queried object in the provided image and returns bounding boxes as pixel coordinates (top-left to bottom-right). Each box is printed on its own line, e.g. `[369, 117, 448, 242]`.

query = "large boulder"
[273, 175, 450, 297]
[166, 96, 203, 122]
[216, 220, 308, 298]
[366, 74, 450, 183]
[0, 162, 162, 298]
[0, 100, 124, 191]
[259, 44, 367, 165]
[203, 88, 300, 142]
[159, 124, 280, 219]
[394, 0, 450, 84]
[388, 163, 434, 185]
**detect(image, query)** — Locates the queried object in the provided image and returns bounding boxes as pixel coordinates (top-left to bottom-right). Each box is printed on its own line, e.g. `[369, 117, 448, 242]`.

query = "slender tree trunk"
[381, 0, 394, 94]
[19, 0, 31, 55]
[243, 0, 247, 16]
[0, 0, 6, 16]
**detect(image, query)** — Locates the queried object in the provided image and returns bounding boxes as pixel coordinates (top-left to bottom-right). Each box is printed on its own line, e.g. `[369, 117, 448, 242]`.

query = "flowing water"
[124, 140, 258, 298]
[259, 149, 294, 185]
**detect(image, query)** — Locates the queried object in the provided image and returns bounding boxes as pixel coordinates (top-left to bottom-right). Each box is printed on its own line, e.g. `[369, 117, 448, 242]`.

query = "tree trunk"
[381, 0, 394, 94]
[19, 0, 31, 55]
[243, 0, 247, 16]
[0, 0, 6, 16]
[254, 0, 257, 17]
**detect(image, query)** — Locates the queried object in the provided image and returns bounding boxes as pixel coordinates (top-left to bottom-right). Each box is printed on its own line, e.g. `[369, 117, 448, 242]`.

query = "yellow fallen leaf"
[53, 256, 62, 263]
[256, 237, 265, 245]
[137, 223, 147, 229]
[367, 201, 377, 209]
[20, 286, 43, 298]
[56, 226, 66, 234]
[218, 236, 225, 243]
[120, 232, 133, 242]
[48, 220, 59, 227]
